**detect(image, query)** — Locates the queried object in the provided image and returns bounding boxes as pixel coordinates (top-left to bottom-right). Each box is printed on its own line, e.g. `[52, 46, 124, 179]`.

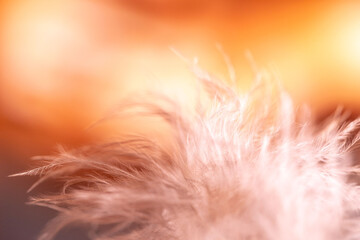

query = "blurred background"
[1, 0, 360, 239]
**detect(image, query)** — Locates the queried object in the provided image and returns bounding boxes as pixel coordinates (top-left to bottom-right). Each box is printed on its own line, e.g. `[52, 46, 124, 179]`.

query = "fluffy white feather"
[16, 66, 360, 240]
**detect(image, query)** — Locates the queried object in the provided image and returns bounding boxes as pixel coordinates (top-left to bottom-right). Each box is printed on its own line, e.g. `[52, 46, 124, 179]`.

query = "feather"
[17, 66, 360, 240]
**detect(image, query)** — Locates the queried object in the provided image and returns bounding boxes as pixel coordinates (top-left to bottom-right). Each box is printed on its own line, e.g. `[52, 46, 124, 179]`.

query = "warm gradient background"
[1, 0, 360, 239]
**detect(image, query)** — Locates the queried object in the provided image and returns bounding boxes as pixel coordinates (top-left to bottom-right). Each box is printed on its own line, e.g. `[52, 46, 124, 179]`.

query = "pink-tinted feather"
[18, 67, 360, 240]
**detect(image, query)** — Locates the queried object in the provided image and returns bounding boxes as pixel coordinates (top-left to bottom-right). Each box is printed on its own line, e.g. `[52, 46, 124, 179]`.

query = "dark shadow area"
[0, 147, 89, 240]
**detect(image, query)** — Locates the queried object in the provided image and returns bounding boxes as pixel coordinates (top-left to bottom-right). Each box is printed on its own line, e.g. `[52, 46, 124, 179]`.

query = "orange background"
[1, 1, 360, 239]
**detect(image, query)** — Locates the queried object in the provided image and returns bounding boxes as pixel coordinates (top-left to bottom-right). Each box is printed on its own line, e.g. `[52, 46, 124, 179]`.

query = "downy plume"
[14, 63, 360, 240]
